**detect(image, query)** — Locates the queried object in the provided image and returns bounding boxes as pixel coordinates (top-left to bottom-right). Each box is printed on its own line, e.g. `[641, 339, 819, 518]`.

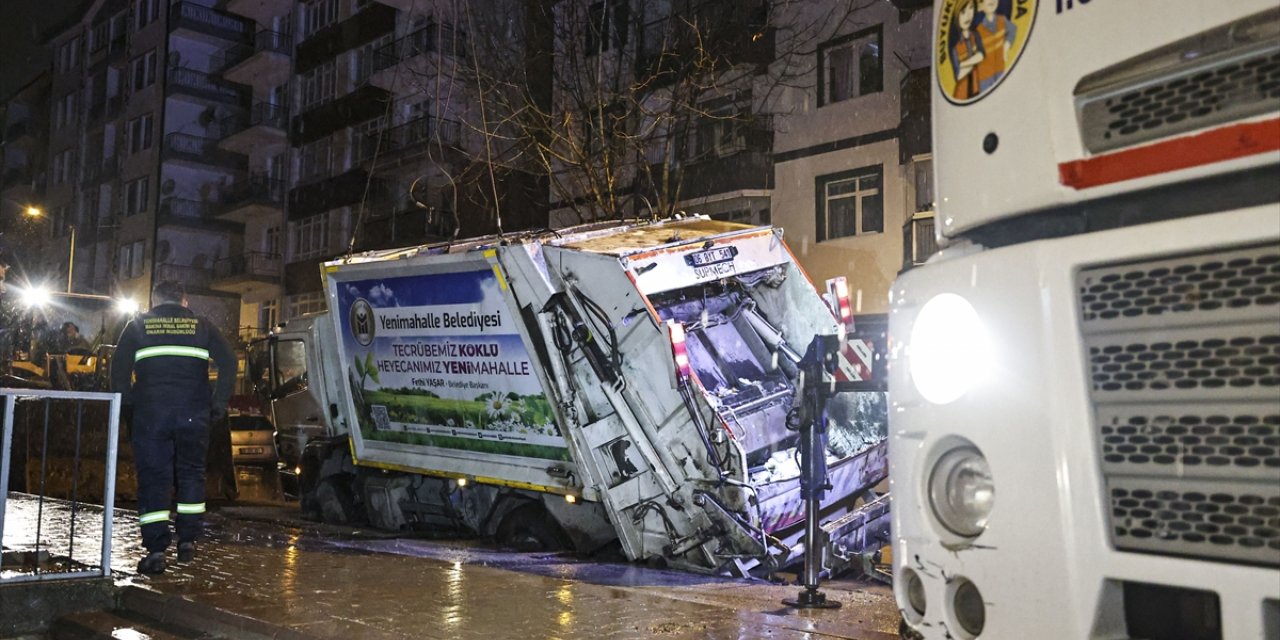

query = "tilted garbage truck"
[252, 217, 890, 575]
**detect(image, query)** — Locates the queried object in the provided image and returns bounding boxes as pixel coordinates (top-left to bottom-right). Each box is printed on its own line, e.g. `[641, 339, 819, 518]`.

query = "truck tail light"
[668, 320, 692, 380]
[827, 277, 854, 339]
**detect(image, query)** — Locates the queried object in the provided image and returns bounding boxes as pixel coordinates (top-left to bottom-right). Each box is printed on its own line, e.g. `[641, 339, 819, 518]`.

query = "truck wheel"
[497, 503, 570, 552]
[315, 475, 359, 525]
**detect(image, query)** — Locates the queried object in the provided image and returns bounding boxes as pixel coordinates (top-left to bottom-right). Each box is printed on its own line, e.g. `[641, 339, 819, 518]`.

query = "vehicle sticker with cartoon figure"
[937, 0, 1037, 104]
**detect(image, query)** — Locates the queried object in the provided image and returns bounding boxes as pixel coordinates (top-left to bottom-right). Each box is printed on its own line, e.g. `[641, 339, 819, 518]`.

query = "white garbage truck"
[890, 1, 1279, 638]
[252, 217, 890, 576]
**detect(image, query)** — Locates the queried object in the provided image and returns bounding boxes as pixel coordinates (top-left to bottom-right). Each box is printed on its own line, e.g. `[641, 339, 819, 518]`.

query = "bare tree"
[445, 0, 881, 226]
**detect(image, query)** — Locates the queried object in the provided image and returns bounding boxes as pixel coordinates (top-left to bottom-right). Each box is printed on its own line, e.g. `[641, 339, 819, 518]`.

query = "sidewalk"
[4, 495, 900, 639]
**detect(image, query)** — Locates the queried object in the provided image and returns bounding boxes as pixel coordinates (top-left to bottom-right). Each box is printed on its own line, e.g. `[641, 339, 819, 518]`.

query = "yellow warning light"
[456, 477, 468, 488]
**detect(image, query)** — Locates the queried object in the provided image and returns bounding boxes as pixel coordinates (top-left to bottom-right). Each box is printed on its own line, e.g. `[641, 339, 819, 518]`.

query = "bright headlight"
[928, 446, 994, 538]
[908, 293, 986, 404]
[18, 286, 51, 308]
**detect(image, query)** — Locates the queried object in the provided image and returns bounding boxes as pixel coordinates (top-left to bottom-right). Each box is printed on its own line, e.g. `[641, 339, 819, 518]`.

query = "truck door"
[268, 336, 328, 470]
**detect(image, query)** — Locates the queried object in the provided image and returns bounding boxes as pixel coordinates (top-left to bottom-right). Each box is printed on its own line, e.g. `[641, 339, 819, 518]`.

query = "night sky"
[0, 0, 83, 98]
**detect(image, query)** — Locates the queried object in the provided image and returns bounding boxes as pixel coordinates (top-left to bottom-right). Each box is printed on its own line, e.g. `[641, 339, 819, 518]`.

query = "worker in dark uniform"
[111, 280, 236, 575]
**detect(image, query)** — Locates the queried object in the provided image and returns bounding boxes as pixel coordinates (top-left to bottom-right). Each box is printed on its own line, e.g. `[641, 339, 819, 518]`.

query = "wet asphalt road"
[4, 476, 900, 639]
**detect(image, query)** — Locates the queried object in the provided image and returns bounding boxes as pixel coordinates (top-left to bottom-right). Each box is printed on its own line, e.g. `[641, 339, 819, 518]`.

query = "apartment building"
[768, 0, 936, 315]
[36, 0, 249, 339]
[1, 73, 52, 277]
[221, 0, 548, 323]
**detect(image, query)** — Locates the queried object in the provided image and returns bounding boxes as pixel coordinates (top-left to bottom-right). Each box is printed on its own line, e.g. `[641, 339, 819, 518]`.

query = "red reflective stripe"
[1059, 118, 1280, 190]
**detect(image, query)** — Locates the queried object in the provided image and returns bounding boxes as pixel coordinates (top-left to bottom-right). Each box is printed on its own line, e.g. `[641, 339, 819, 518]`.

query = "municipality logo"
[351, 298, 375, 346]
[937, 0, 1037, 105]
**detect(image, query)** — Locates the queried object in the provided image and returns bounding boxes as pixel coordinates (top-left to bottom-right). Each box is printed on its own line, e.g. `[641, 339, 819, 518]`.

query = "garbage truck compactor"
[256, 218, 889, 575]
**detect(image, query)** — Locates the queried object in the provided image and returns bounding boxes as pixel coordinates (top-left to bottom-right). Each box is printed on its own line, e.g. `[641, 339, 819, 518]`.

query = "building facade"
[768, 0, 935, 316]
[1, 73, 52, 279]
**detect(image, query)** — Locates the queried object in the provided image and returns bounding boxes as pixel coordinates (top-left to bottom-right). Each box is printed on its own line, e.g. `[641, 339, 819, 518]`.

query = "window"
[127, 113, 153, 154]
[300, 61, 335, 109]
[259, 299, 279, 331]
[117, 240, 146, 279]
[303, 0, 338, 37]
[133, 0, 159, 31]
[687, 109, 747, 160]
[913, 156, 934, 213]
[53, 92, 78, 131]
[56, 36, 82, 72]
[352, 34, 392, 87]
[298, 137, 333, 183]
[130, 50, 157, 92]
[816, 166, 883, 241]
[291, 214, 329, 260]
[287, 292, 326, 318]
[52, 150, 75, 184]
[818, 27, 882, 106]
[124, 177, 149, 216]
[265, 225, 282, 256]
[90, 23, 108, 53]
[586, 0, 629, 55]
[351, 116, 386, 163]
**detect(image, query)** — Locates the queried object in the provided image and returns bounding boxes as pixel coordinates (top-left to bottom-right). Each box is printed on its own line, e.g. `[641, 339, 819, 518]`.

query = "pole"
[67, 224, 76, 292]
[783, 334, 841, 609]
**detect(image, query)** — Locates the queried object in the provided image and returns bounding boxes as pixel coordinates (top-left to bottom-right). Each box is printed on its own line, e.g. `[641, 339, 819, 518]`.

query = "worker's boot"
[137, 551, 166, 575]
[176, 541, 197, 563]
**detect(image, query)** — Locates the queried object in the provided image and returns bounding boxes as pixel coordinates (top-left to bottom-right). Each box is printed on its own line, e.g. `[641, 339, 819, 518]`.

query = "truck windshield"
[272, 339, 309, 397]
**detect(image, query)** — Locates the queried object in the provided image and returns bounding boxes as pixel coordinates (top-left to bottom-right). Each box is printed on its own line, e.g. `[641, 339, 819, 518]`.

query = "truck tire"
[496, 503, 570, 552]
[315, 475, 359, 525]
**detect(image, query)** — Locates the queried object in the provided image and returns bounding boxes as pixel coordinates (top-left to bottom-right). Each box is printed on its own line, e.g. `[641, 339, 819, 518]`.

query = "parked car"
[228, 415, 277, 466]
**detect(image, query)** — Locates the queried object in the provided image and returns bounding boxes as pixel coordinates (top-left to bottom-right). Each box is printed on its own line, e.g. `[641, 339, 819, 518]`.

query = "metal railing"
[0, 389, 121, 582]
[362, 116, 462, 159]
[214, 251, 282, 280]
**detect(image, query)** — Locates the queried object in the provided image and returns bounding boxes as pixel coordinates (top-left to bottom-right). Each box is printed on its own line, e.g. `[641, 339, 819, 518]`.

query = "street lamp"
[20, 206, 75, 294]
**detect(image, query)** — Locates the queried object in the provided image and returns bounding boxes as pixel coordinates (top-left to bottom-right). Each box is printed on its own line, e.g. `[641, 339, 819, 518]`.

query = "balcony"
[289, 168, 383, 220]
[225, 0, 293, 28]
[167, 67, 248, 107]
[360, 116, 462, 166]
[162, 133, 248, 173]
[220, 30, 292, 88]
[368, 24, 468, 91]
[293, 84, 390, 145]
[154, 262, 214, 290]
[169, 2, 252, 45]
[217, 103, 289, 155]
[158, 197, 245, 234]
[635, 1, 774, 80]
[212, 252, 281, 295]
[219, 174, 286, 223]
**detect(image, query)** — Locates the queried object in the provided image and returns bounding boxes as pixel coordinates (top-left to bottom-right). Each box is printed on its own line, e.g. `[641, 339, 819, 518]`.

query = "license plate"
[685, 246, 738, 267]
[238, 447, 264, 455]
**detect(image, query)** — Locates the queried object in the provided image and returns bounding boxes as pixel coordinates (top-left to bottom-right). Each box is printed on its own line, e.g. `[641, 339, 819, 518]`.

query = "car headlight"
[907, 293, 987, 404]
[928, 446, 994, 537]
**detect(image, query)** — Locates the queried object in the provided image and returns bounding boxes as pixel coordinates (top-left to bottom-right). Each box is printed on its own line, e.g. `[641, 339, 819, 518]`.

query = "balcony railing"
[363, 116, 462, 159]
[169, 2, 251, 42]
[154, 262, 213, 288]
[162, 133, 248, 172]
[214, 252, 281, 280]
[159, 198, 214, 220]
[217, 30, 291, 71]
[372, 24, 468, 71]
[167, 67, 246, 105]
[221, 174, 286, 210]
[218, 103, 288, 138]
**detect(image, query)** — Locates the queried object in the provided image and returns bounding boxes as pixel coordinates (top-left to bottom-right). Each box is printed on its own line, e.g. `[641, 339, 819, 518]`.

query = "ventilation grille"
[1080, 243, 1280, 567]
[1088, 330, 1280, 395]
[1109, 479, 1280, 567]
[1078, 40, 1280, 153]
[1098, 406, 1280, 481]
[1079, 245, 1280, 324]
